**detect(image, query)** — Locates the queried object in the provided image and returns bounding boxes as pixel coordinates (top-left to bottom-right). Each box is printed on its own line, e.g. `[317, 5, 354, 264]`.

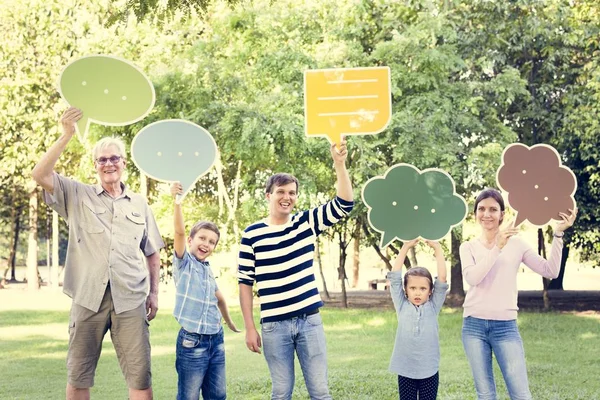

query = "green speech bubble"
[362, 163, 468, 247]
[58, 55, 155, 139]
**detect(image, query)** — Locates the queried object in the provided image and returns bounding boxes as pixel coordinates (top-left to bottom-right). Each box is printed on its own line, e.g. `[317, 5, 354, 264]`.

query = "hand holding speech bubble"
[496, 143, 577, 227]
[362, 163, 467, 248]
[59, 55, 155, 140]
[304, 67, 391, 147]
[131, 120, 217, 202]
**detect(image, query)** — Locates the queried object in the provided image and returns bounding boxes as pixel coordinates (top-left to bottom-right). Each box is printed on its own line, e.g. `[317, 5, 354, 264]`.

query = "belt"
[304, 308, 319, 316]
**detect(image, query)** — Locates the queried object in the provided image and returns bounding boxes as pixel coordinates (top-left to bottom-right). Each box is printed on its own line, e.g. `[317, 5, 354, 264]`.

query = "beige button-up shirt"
[45, 173, 164, 314]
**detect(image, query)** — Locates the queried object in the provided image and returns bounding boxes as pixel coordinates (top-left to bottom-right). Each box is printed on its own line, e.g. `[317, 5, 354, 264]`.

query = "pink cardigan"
[460, 236, 563, 320]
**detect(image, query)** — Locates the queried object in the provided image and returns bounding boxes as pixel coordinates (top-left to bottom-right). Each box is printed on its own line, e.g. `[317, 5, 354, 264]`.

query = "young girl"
[387, 239, 448, 400]
[460, 188, 577, 399]
[171, 182, 240, 400]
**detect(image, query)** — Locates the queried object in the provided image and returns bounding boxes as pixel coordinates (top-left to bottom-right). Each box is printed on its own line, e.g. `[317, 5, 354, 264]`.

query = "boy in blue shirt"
[171, 182, 240, 400]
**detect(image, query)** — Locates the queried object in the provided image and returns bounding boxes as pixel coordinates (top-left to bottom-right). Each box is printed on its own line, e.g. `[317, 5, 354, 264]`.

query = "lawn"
[0, 306, 598, 399]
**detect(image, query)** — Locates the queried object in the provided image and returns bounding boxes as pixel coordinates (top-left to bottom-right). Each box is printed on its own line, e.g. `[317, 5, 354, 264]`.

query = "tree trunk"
[547, 243, 569, 290]
[337, 231, 349, 308]
[408, 247, 418, 267]
[538, 228, 551, 310]
[46, 207, 51, 286]
[360, 219, 393, 270]
[315, 237, 330, 300]
[352, 224, 360, 288]
[26, 187, 39, 290]
[52, 210, 60, 288]
[5, 202, 22, 283]
[450, 226, 464, 297]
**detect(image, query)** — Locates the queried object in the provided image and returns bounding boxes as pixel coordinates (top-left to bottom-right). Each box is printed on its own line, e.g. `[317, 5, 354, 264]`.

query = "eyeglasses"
[95, 155, 122, 165]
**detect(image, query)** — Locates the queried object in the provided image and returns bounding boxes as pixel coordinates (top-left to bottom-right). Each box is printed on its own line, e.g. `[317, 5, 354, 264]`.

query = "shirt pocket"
[125, 212, 146, 241]
[81, 201, 106, 234]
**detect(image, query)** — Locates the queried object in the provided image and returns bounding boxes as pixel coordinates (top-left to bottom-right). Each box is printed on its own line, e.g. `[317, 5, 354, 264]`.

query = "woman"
[459, 188, 577, 400]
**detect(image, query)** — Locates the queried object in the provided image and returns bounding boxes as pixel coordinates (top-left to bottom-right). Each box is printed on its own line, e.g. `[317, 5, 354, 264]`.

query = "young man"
[238, 140, 353, 400]
[32, 107, 164, 400]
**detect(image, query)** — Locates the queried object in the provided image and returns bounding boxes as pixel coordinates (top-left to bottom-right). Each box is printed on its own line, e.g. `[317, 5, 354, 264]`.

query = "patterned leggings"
[397, 372, 439, 400]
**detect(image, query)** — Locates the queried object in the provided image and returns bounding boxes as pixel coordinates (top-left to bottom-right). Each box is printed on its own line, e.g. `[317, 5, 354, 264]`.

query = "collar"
[94, 182, 130, 199]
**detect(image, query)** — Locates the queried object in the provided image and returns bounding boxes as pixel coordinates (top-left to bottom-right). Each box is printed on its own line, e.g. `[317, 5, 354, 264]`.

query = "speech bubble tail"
[513, 213, 526, 228]
[380, 232, 396, 249]
[328, 132, 342, 149]
[76, 117, 89, 142]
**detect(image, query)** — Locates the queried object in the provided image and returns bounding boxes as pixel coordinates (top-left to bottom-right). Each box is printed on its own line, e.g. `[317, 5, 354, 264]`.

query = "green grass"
[0, 307, 598, 399]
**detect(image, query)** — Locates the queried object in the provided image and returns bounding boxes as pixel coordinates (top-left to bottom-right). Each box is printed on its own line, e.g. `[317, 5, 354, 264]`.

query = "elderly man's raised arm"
[31, 107, 82, 194]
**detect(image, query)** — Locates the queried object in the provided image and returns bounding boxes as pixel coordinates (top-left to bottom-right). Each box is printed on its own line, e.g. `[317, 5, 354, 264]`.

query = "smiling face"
[94, 144, 126, 188]
[405, 275, 432, 306]
[476, 197, 505, 231]
[187, 228, 219, 262]
[266, 182, 298, 223]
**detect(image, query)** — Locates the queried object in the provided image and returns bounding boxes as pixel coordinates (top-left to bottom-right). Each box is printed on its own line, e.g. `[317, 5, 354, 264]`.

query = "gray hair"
[92, 137, 127, 161]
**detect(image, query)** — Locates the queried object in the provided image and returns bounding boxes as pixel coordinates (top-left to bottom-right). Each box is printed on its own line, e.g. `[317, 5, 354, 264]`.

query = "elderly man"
[32, 107, 164, 400]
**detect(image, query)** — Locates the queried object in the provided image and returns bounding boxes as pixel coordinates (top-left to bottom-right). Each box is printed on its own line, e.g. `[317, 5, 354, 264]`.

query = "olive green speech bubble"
[362, 163, 468, 247]
[58, 55, 155, 140]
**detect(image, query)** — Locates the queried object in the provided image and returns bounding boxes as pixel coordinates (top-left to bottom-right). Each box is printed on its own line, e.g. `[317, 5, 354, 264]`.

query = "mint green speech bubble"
[362, 163, 468, 247]
[58, 55, 155, 140]
[131, 120, 217, 202]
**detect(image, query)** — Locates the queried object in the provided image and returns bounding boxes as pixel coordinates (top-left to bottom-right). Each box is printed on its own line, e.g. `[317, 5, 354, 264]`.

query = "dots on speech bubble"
[178, 152, 183, 156]
[414, 205, 419, 210]
[431, 209, 436, 213]
[535, 185, 539, 189]
[157, 152, 162, 157]
[104, 89, 109, 94]
[122, 96, 127, 100]
[522, 170, 527, 174]
[392, 201, 397, 206]
[195, 152, 199, 156]
[81, 81, 87, 86]
[544, 197, 548, 201]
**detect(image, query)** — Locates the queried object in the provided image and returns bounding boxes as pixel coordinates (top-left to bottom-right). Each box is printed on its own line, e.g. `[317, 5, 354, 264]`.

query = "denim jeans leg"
[202, 329, 226, 400]
[176, 328, 209, 400]
[296, 313, 331, 400]
[462, 317, 497, 400]
[490, 320, 532, 400]
[263, 319, 295, 400]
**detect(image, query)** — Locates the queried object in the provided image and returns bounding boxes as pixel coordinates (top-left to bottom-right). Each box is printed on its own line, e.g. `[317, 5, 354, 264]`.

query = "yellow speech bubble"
[304, 67, 391, 146]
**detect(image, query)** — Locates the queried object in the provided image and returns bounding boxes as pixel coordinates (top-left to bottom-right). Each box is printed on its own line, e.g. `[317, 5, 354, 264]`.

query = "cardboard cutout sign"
[496, 143, 577, 227]
[131, 120, 217, 202]
[59, 55, 155, 140]
[362, 163, 467, 247]
[304, 67, 391, 146]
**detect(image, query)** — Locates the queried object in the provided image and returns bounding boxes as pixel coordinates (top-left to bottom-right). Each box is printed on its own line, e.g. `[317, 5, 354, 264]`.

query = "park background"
[1, 0, 599, 398]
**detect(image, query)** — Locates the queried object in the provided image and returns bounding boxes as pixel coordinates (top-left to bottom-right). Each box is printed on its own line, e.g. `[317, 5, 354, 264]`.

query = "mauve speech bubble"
[496, 143, 577, 227]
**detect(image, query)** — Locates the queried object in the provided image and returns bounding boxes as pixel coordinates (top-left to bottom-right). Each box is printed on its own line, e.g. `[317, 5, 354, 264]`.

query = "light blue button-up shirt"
[387, 270, 449, 379]
[173, 250, 222, 334]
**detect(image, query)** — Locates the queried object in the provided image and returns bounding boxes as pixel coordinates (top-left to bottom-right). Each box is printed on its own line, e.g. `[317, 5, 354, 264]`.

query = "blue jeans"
[462, 317, 532, 400]
[176, 327, 226, 400]
[262, 312, 331, 400]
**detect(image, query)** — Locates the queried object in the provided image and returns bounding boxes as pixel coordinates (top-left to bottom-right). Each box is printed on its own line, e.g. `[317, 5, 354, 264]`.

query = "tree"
[451, 0, 600, 290]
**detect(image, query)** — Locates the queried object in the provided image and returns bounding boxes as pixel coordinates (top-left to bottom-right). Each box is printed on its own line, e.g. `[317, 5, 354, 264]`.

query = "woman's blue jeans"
[176, 327, 226, 400]
[462, 317, 532, 400]
[262, 312, 331, 400]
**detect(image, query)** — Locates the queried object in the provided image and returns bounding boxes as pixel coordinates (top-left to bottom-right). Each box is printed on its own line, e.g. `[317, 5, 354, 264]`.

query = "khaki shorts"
[67, 285, 151, 389]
